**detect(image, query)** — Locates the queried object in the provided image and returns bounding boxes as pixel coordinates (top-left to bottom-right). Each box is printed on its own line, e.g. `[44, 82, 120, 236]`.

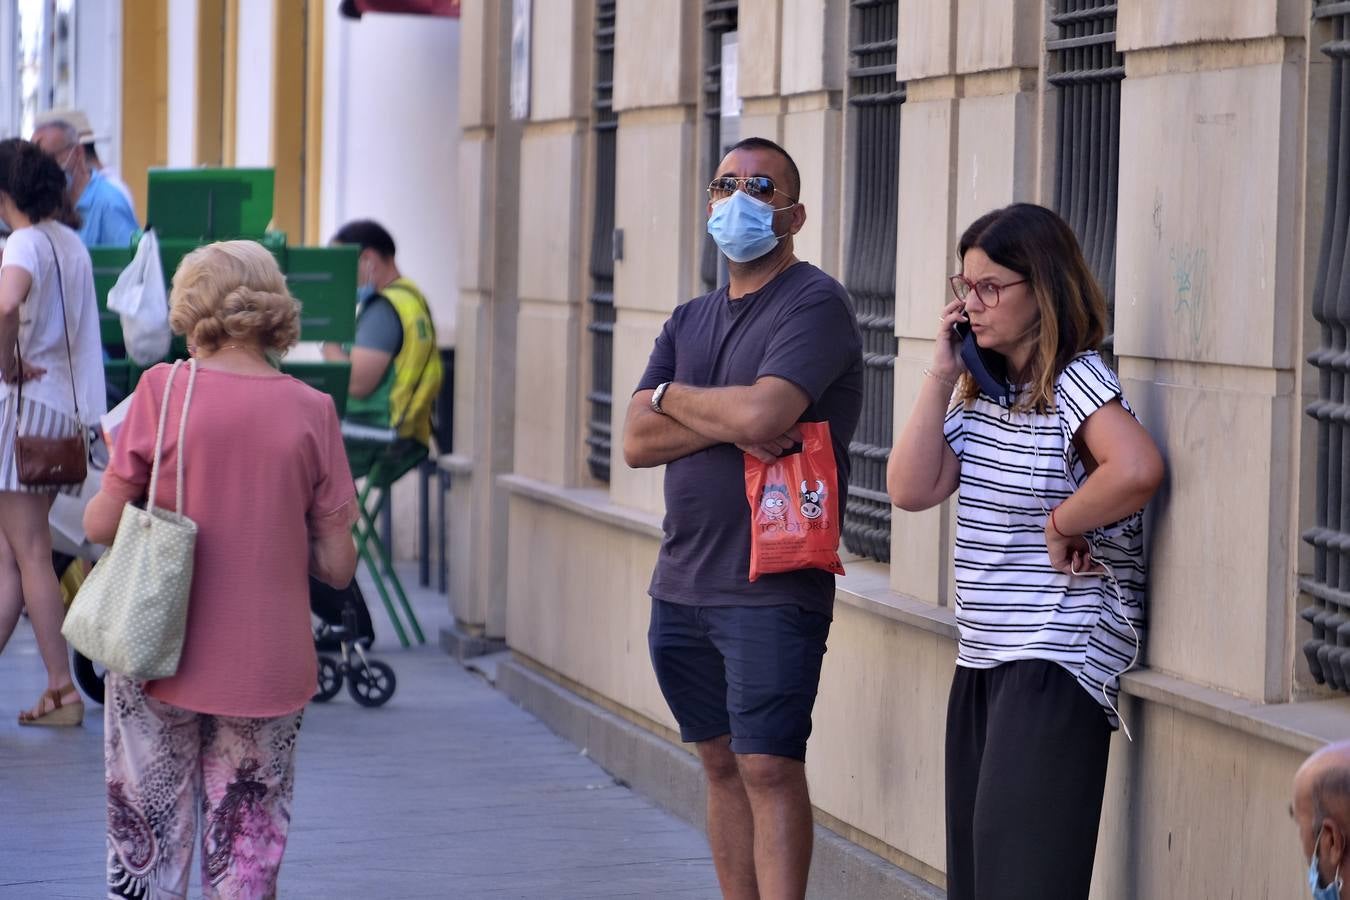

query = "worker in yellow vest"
[323, 220, 443, 479]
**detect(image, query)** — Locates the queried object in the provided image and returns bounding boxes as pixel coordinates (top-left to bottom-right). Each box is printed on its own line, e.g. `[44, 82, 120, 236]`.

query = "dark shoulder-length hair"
[0, 138, 68, 225]
[953, 202, 1107, 413]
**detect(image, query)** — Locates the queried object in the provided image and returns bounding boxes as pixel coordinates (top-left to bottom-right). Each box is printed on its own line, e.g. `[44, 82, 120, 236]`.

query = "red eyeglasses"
[948, 274, 1027, 308]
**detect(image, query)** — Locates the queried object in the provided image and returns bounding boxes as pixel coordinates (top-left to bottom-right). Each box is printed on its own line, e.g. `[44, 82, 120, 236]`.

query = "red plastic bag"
[744, 421, 845, 582]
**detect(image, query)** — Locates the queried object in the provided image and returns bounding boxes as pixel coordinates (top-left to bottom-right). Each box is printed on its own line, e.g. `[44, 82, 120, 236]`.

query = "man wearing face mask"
[1294, 740, 1350, 899]
[34, 108, 136, 209]
[324, 219, 442, 476]
[623, 137, 863, 899]
[32, 118, 138, 248]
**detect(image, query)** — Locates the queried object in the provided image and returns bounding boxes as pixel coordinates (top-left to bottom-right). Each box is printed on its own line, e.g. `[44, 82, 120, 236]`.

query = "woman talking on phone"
[886, 203, 1164, 900]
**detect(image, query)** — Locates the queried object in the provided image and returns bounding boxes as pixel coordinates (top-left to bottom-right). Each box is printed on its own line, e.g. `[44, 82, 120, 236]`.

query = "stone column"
[889, 0, 1041, 605]
[511, 0, 592, 488]
[606, 1, 702, 516]
[780, 0, 846, 276]
[451, 0, 522, 641]
[1114, 0, 1306, 703]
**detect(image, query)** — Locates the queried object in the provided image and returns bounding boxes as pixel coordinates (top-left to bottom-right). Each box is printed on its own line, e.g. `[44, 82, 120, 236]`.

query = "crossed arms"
[622, 377, 811, 469]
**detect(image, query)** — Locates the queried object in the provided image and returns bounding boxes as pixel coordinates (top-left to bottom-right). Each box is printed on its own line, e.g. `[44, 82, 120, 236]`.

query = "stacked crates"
[94, 168, 358, 412]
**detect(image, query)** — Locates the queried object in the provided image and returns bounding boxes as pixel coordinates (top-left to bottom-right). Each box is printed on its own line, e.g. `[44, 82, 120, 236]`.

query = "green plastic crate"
[156, 238, 198, 292]
[89, 247, 135, 345]
[103, 359, 143, 401]
[280, 361, 350, 417]
[287, 246, 358, 343]
[146, 168, 274, 241]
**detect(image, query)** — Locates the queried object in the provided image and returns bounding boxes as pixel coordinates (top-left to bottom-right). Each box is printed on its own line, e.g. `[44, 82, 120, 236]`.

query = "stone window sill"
[497, 473, 1350, 753]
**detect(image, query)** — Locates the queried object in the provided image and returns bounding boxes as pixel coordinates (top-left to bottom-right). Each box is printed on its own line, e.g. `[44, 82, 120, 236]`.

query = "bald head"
[1295, 741, 1350, 892]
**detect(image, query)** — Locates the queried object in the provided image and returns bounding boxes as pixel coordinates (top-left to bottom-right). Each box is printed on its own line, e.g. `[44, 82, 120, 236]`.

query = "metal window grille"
[1048, 0, 1123, 356]
[699, 1, 739, 294]
[586, 0, 618, 482]
[1301, 1, 1350, 692]
[841, 0, 902, 564]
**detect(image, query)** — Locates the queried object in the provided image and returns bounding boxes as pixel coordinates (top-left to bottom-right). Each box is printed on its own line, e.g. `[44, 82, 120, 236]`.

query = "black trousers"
[945, 660, 1111, 900]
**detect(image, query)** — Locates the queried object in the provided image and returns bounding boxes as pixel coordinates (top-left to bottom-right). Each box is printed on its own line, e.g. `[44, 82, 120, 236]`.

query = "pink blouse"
[102, 364, 358, 717]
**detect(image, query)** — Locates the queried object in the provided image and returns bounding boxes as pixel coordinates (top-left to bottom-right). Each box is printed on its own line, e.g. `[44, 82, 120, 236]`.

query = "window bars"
[700, 1, 739, 294]
[1049, 0, 1123, 357]
[586, 0, 618, 482]
[1302, 2, 1350, 692]
[842, 0, 903, 564]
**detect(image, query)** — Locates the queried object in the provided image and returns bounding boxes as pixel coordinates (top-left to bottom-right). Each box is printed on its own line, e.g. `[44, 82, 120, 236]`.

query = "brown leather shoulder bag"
[13, 230, 87, 487]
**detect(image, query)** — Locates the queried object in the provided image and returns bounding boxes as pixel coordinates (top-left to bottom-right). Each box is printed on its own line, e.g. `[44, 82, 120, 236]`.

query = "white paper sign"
[510, 0, 532, 120]
[720, 32, 742, 119]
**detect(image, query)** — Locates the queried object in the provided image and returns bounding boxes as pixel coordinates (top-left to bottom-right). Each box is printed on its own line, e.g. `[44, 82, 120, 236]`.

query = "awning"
[339, 0, 460, 18]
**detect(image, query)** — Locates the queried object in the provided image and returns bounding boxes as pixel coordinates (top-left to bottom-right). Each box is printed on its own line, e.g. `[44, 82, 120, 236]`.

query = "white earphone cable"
[1026, 410, 1139, 742]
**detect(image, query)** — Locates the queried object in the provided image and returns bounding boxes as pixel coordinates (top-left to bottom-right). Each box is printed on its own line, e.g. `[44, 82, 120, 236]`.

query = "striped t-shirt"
[942, 351, 1146, 728]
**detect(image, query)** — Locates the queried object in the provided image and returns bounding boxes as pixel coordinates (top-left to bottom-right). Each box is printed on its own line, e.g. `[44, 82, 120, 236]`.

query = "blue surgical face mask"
[706, 190, 789, 263]
[1311, 833, 1343, 900]
[60, 147, 77, 189]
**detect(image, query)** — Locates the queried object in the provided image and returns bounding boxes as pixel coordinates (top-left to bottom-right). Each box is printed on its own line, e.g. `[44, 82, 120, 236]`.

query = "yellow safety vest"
[346, 278, 443, 446]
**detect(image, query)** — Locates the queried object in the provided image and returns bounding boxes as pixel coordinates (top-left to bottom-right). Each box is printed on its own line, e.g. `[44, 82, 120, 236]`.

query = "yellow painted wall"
[121, 0, 169, 214]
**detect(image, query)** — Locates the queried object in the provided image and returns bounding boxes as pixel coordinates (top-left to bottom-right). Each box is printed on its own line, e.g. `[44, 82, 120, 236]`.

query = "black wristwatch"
[651, 381, 672, 415]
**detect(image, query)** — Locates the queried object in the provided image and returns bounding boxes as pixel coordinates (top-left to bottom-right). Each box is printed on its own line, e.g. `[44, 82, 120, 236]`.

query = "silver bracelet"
[923, 368, 957, 390]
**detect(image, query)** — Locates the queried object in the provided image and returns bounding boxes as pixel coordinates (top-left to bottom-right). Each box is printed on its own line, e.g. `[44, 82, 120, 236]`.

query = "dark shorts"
[647, 597, 831, 761]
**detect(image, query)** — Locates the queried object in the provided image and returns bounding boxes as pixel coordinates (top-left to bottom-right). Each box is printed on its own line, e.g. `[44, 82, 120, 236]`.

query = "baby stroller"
[309, 576, 397, 707]
[67, 573, 396, 708]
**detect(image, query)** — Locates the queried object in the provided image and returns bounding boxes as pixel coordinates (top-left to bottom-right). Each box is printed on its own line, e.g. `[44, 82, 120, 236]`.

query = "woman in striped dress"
[887, 203, 1164, 900]
[0, 138, 106, 726]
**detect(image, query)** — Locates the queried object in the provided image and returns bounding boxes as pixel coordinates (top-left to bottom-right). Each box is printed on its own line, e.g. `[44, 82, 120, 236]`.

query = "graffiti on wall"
[1170, 243, 1209, 354]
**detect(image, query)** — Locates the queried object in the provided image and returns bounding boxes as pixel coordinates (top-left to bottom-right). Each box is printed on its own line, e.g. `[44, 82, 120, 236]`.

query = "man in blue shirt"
[33, 118, 138, 248]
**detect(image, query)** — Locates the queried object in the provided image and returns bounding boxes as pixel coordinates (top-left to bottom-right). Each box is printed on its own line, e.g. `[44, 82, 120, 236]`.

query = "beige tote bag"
[62, 359, 199, 679]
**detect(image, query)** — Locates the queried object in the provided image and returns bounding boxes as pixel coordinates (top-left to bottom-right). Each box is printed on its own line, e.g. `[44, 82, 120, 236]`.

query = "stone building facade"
[452, 1, 1347, 894]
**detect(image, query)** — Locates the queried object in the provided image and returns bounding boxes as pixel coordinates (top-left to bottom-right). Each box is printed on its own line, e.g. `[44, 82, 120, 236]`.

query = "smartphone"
[953, 320, 1011, 407]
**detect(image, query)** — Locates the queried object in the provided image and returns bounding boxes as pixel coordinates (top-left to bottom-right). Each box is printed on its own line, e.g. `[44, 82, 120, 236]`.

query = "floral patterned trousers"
[104, 674, 303, 900]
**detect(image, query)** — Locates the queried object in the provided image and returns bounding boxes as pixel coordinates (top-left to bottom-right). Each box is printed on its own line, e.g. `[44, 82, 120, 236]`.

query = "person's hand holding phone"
[931, 298, 968, 384]
[1044, 517, 1105, 576]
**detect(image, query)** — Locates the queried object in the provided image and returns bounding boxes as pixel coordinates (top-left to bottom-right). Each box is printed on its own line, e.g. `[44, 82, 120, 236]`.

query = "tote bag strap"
[145, 358, 198, 515]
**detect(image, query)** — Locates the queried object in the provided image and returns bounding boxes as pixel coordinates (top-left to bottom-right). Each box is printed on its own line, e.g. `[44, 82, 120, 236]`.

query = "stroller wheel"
[313, 655, 343, 703]
[346, 660, 396, 707]
[72, 651, 106, 706]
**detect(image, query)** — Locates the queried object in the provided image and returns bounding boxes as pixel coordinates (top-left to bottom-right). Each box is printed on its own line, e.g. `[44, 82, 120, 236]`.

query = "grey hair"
[34, 119, 78, 147]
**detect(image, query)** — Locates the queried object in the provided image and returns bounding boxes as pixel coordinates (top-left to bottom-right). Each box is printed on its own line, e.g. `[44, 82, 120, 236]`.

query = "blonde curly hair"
[168, 240, 301, 355]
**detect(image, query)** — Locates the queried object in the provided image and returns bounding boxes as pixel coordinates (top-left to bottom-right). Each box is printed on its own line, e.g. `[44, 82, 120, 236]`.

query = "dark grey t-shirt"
[636, 261, 864, 616]
[354, 295, 404, 356]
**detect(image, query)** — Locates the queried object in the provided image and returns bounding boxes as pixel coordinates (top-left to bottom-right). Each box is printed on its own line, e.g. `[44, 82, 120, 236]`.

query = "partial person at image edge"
[1294, 740, 1350, 899]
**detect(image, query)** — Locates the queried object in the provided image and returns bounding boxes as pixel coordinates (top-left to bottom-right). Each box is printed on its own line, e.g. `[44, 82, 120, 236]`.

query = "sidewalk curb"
[496, 658, 946, 900]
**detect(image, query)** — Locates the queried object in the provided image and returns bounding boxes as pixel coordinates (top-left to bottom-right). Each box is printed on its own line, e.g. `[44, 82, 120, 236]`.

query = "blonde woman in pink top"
[84, 240, 358, 899]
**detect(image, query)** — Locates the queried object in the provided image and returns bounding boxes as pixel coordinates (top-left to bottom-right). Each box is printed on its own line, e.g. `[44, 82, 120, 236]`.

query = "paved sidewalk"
[0, 568, 719, 899]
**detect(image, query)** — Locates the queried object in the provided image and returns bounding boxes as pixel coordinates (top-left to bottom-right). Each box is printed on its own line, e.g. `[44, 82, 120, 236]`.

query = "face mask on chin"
[706, 190, 792, 264]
